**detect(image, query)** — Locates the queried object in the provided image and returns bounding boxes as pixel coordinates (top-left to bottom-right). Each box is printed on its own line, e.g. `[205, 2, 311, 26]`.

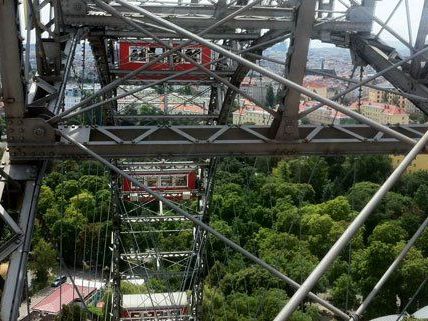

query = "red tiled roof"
[32, 283, 96, 314]
[304, 81, 327, 89]
[232, 100, 270, 116]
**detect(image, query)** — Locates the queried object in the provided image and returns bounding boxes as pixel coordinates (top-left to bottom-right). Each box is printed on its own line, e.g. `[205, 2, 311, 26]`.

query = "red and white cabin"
[119, 41, 212, 80]
[121, 292, 190, 321]
[121, 161, 201, 201]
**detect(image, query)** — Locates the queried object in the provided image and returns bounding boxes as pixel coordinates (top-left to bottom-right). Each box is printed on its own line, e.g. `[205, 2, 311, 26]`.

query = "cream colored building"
[300, 101, 357, 125]
[232, 100, 274, 125]
[304, 81, 329, 99]
[360, 101, 409, 125]
[368, 84, 420, 114]
[391, 155, 428, 173]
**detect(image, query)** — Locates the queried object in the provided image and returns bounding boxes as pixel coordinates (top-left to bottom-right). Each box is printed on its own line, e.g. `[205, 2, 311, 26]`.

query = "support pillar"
[0, 161, 46, 321]
[270, 0, 316, 140]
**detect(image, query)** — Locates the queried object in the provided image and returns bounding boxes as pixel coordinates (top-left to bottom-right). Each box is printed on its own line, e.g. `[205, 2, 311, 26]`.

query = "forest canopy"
[32, 156, 428, 321]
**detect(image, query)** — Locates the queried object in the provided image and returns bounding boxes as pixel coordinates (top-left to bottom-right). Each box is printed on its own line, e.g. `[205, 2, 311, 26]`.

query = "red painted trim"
[118, 41, 212, 80]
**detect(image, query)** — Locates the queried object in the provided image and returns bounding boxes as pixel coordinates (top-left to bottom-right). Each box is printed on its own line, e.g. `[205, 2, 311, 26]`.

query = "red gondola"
[121, 161, 202, 201]
[118, 41, 212, 80]
[121, 292, 190, 321]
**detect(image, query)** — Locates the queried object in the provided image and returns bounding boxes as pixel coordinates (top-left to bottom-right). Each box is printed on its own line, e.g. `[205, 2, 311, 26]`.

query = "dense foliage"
[31, 156, 428, 320]
[32, 160, 112, 289]
[202, 156, 428, 320]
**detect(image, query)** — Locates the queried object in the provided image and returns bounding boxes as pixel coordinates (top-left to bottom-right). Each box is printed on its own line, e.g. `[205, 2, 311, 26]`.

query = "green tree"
[397, 246, 428, 309]
[70, 192, 96, 220]
[274, 201, 300, 234]
[318, 196, 353, 221]
[95, 189, 112, 221]
[340, 156, 392, 189]
[398, 170, 428, 196]
[369, 221, 408, 244]
[38, 185, 55, 214]
[52, 207, 87, 264]
[330, 274, 358, 310]
[53, 160, 79, 173]
[43, 172, 66, 190]
[352, 241, 397, 317]
[272, 160, 290, 181]
[266, 84, 275, 108]
[347, 182, 379, 211]
[287, 157, 329, 200]
[55, 180, 80, 200]
[256, 228, 319, 282]
[414, 184, 428, 213]
[54, 304, 87, 321]
[79, 160, 105, 175]
[78, 175, 109, 194]
[31, 239, 57, 289]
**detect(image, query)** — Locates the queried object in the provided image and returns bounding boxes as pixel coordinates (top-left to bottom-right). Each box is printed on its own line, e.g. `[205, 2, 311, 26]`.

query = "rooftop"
[32, 283, 96, 315]
[299, 101, 353, 120]
[232, 99, 273, 116]
[360, 101, 408, 115]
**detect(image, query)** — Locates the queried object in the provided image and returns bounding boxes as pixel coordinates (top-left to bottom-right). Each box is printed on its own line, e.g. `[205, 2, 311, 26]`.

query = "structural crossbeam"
[122, 215, 202, 223]
[6, 124, 428, 159]
[121, 251, 193, 260]
[62, 15, 370, 35]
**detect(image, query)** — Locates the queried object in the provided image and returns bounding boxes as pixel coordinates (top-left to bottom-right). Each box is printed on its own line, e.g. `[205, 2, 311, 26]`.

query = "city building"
[304, 80, 329, 98]
[368, 83, 421, 114]
[232, 99, 274, 125]
[391, 155, 428, 173]
[302, 76, 343, 100]
[299, 101, 357, 125]
[240, 76, 270, 104]
[359, 101, 409, 125]
[64, 83, 101, 110]
[158, 95, 206, 114]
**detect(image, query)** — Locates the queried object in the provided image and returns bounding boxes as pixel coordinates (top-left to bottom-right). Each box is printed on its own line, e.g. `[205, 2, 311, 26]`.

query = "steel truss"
[2, 0, 428, 321]
[7, 124, 428, 159]
[117, 158, 211, 321]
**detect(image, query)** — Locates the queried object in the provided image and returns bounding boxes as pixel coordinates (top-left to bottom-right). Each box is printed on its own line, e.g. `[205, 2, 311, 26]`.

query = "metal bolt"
[33, 127, 46, 137]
